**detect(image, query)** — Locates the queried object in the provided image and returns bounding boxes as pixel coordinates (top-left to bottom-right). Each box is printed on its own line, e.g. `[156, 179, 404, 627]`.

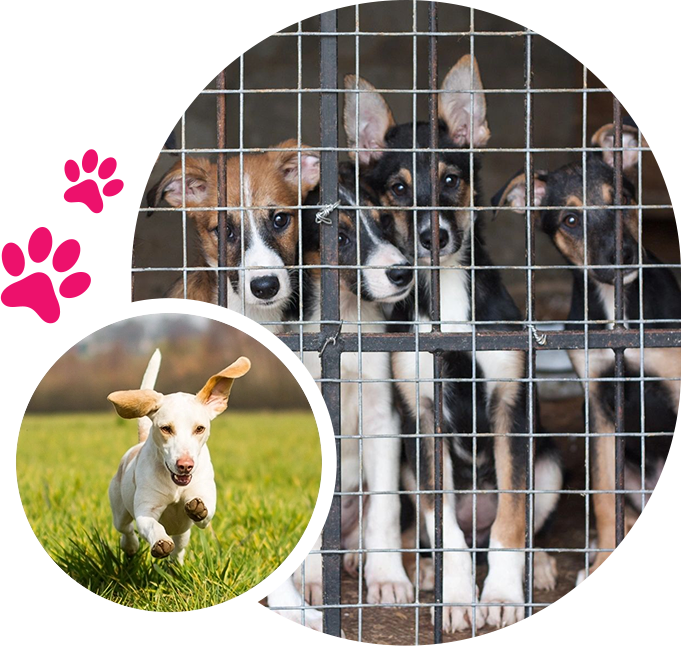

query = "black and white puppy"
[268, 164, 416, 629]
[344, 54, 563, 632]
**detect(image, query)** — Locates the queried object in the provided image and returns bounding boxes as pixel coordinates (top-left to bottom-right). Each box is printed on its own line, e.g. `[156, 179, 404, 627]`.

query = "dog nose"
[622, 243, 637, 265]
[419, 227, 449, 251]
[386, 264, 413, 288]
[176, 457, 194, 474]
[250, 276, 280, 300]
[608, 244, 637, 267]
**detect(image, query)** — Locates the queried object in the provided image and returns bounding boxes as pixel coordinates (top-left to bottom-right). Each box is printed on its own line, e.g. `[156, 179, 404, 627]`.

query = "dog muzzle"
[167, 465, 192, 486]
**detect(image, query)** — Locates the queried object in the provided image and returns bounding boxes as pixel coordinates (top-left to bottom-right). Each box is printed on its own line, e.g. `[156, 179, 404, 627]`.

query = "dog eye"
[391, 182, 408, 197]
[443, 174, 460, 189]
[562, 212, 580, 229]
[338, 231, 351, 247]
[272, 211, 291, 230]
[211, 224, 236, 241]
[160, 425, 173, 435]
[194, 425, 206, 434]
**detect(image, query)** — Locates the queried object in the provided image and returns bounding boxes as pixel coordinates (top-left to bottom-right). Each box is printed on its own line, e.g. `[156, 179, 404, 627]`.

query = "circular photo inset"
[17, 313, 322, 611]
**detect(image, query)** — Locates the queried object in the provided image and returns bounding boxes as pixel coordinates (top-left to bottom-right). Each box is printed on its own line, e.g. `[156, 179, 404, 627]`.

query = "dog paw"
[436, 601, 485, 634]
[305, 582, 323, 607]
[418, 558, 435, 591]
[480, 583, 524, 628]
[366, 575, 414, 605]
[151, 538, 175, 559]
[533, 552, 557, 591]
[365, 553, 414, 604]
[438, 583, 483, 633]
[64, 149, 124, 213]
[343, 551, 361, 577]
[120, 533, 139, 556]
[185, 497, 208, 523]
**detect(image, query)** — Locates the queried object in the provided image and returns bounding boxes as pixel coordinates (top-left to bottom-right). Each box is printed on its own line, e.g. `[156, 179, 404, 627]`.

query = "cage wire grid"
[132, 2, 680, 642]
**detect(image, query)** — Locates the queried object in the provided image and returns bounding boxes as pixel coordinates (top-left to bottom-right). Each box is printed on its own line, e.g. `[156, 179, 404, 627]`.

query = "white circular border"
[0, 298, 336, 627]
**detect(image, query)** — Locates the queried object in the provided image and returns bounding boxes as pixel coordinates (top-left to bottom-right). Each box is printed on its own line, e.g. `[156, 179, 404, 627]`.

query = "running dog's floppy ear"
[108, 389, 164, 419]
[196, 357, 252, 418]
[491, 171, 549, 215]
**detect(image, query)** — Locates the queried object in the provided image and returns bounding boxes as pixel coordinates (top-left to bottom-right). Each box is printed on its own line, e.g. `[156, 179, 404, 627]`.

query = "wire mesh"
[132, 2, 679, 642]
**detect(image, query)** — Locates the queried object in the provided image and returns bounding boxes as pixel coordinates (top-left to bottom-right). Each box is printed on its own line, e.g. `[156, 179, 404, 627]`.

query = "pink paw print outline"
[64, 149, 124, 213]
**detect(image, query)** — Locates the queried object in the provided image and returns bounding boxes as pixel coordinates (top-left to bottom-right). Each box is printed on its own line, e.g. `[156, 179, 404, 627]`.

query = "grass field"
[17, 411, 320, 612]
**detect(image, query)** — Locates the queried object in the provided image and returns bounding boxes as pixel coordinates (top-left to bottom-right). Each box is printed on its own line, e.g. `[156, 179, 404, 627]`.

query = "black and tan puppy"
[494, 122, 680, 584]
[344, 55, 563, 632]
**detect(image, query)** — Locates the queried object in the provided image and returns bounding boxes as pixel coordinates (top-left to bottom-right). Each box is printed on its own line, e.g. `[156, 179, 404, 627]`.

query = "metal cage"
[132, 2, 679, 642]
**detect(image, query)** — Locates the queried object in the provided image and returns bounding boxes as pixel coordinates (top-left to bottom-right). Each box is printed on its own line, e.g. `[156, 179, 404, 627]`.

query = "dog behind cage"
[132, 1, 679, 642]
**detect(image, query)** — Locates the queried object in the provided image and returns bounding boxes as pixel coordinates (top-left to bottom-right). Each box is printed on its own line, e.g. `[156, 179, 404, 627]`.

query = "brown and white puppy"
[108, 349, 250, 565]
[494, 122, 679, 584]
[148, 141, 320, 329]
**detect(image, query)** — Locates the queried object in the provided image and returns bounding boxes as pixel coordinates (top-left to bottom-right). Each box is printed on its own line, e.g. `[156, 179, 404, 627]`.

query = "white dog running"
[107, 349, 251, 563]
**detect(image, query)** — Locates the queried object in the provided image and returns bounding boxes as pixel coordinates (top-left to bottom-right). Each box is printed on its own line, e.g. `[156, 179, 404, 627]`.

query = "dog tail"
[138, 349, 162, 443]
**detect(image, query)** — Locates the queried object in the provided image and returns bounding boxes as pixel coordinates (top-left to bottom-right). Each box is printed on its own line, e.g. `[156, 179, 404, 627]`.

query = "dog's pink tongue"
[172, 473, 192, 486]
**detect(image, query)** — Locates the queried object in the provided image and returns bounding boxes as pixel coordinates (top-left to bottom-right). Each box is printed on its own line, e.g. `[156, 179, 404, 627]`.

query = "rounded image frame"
[1, 298, 336, 627]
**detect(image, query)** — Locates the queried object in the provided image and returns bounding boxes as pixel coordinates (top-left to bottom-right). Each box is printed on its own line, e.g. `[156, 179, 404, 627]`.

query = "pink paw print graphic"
[64, 149, 124, 213]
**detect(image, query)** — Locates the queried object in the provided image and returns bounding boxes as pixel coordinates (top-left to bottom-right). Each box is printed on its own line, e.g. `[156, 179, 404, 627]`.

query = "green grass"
[17, 411, 320, 611]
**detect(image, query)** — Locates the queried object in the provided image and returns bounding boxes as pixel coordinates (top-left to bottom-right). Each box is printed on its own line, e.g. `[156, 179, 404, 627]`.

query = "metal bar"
[133, 260, 681, 273]
[277, 327, 681, 353]
[216, 69, 229, 308]
[427, 5, 444, 642]
[523, 29, 535, 619]
[581, 62, 592, 580]
[138, 201, 667, 212]
[468, 9, 480, 635]
[352, 4, 365, 641]
[612, 99, 626, 545]
[411, 4, 422, 641]
[319, 8, 342, 638]
[180, 112, 188, 298]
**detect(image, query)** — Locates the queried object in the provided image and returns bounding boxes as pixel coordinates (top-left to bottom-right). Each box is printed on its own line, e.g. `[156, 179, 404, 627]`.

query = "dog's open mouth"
[168, 468, 192, 486]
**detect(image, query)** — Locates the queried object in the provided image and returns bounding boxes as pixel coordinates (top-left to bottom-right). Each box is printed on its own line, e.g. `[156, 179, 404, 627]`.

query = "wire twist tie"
[316, 200, 341, 225]
[527, 324, 548, 346]
[319, 322, 343, 357]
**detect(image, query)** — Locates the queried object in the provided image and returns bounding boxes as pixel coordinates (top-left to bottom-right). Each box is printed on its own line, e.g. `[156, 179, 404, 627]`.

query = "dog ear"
[108, 389, 164, 419]
[438, 55, 490, 147]
[270, 140, 321, 198]
[147, 158, 216, 211]
[492, 171, 548, 214]
[343, 75, 396, 166]
[591, 123, 643, 172]
[196, 357, 251, 419]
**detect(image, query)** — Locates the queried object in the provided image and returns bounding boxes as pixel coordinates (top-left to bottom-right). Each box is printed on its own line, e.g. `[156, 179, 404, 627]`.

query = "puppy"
[147, 141, 319, 329]
[268, 164, 415, 629]
[345, 54, 563, 632]
[494, 121, 680, 584]
[107, 349, 251, 564]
